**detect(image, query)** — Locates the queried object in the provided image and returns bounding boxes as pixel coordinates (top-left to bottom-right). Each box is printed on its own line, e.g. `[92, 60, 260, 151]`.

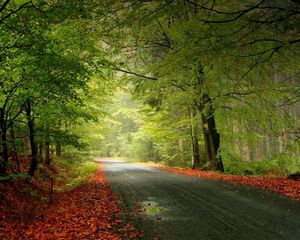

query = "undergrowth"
[124, 153, 300, 178]
[223, 153, 300, 177]
[54, 157, 98, 191]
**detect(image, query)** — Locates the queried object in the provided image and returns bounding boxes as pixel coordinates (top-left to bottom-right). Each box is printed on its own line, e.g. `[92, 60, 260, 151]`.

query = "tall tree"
[97, 0, 299, 171]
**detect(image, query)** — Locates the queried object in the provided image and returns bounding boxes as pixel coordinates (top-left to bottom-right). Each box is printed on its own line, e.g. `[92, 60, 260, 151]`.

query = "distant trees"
[0, 0, 109, 176]
[1, 0, 299, 175]
[98, 0, 300, 173]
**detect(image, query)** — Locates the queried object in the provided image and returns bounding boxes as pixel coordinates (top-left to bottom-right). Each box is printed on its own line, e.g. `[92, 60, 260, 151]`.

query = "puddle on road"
[139, 198, 170, 220]
[141, 201, 164, 215]
[138, 200, 192, 223]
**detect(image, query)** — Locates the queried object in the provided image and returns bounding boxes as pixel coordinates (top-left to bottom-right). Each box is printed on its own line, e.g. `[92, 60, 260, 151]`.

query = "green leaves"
[96, 0, 300, 171]
[0, 0, 119, 175]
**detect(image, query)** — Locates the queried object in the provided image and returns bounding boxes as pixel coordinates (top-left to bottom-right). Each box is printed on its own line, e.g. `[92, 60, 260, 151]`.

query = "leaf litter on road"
[160, 166, 300, 200]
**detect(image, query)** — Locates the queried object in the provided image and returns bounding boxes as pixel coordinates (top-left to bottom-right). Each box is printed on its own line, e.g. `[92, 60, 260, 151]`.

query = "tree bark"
[147, 141, 154, 161]
[189, 108, 201, 169]
[10, 122, 20, 173]
[56, 120, 62, 157]
[178, 139, 185, 163]
[56, 143, 61, 157]
[25, 100, 38, 176]
[38, 144, 43, 162]
[0, 108, 8, 176]
[200, 94, 224, 172]
[191, 135, 200, 169]
[45, 125, 50, 165]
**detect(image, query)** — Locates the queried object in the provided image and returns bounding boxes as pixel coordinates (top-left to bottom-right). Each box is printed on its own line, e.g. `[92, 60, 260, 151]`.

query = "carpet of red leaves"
[160, 166, 300, 200]
[0, 164, 142, 240]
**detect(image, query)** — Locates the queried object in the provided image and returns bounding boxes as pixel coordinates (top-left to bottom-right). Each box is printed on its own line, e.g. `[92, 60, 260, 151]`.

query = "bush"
[54, 158, 98, 190]
[0, 173, 31, 182]
[223, 151, 300, 177]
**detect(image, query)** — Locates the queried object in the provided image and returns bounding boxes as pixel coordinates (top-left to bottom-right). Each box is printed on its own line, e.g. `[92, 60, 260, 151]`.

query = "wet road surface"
[101, 159, 300, 240]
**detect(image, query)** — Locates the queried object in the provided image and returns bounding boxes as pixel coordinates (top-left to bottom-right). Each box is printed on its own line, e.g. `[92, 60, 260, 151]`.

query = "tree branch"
[0, 0, 10, 14]
[0, 1, 33, 24]
[111, 66, 158, 80]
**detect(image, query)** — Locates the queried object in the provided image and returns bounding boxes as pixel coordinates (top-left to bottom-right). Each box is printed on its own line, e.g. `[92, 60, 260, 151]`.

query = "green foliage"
[0, 0, 299, 177]
[128, 132, 154, 161]
[0, 0, 117, 176]
[223, 151, 300, 177]
[65, 161, 98, 190]
[103, 0, 300, 173]
[54, 158, 98, 190]
[88, 91, 139, 157]
[0, 173, 30, 181]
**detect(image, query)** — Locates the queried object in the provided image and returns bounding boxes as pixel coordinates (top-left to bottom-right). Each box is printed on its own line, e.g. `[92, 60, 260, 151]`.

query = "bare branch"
[111, 66, 158, 80]
[0, 1, 33, 24]
[0, 0, 10, 14]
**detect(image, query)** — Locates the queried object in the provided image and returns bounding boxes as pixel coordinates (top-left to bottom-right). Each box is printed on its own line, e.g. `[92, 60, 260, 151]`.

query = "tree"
[0, 0, 111, 175]
[97, 0, 299, 172]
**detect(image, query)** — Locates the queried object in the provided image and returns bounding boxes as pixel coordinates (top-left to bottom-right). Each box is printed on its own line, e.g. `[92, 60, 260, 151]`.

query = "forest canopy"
[0, 0, 299, 177]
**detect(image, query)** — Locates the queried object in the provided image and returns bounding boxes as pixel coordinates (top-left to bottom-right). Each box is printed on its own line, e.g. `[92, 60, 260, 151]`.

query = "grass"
[224, 154, 300, 178]
[121, 155, 300, 179]
[0, 173, 31, 182]
[53, 158, 98, 191]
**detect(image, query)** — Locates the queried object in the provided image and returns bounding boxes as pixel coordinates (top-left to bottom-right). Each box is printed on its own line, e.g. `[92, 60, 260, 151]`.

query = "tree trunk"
[45, 125, 50, 165]
[25, 100, 38, 176]
[206, 113, 224, 172]
[201, 114, 212, 163]
[0, 108, 8, 176]
[189, 108, 201, 169]
[200, 94, 224, 172]
[0, 131, 8, 176]
[178, 139, 184, 163]
[56, 143, 61, 157]
[38, 144, 43, 162]
[10, 122, 20, 173]
[147, 141, 154, 161]
[191, 135, 200, 169]
[56, 120, 62, 157]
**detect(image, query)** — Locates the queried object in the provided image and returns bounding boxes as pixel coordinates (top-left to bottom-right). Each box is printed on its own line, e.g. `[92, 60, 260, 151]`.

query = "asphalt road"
[101, 159, 300, 240]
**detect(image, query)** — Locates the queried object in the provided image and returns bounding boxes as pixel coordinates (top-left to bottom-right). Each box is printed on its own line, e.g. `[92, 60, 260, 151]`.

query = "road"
[101, 159, 300, 240]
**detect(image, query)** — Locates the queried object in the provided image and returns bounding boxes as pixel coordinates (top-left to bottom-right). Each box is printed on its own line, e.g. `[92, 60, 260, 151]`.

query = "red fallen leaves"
[161, 166, 300, 200]
[130, 232, 144, 238]
[0, 164, 143, 240]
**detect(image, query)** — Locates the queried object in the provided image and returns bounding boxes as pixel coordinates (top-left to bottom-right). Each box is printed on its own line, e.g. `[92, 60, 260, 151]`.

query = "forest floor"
[1, 158, 299, 240]
[135, 162, 300, 200]
[103, 159, 300, 240]
[0, 162, 142, 240]
[162, 166, 300, 200]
